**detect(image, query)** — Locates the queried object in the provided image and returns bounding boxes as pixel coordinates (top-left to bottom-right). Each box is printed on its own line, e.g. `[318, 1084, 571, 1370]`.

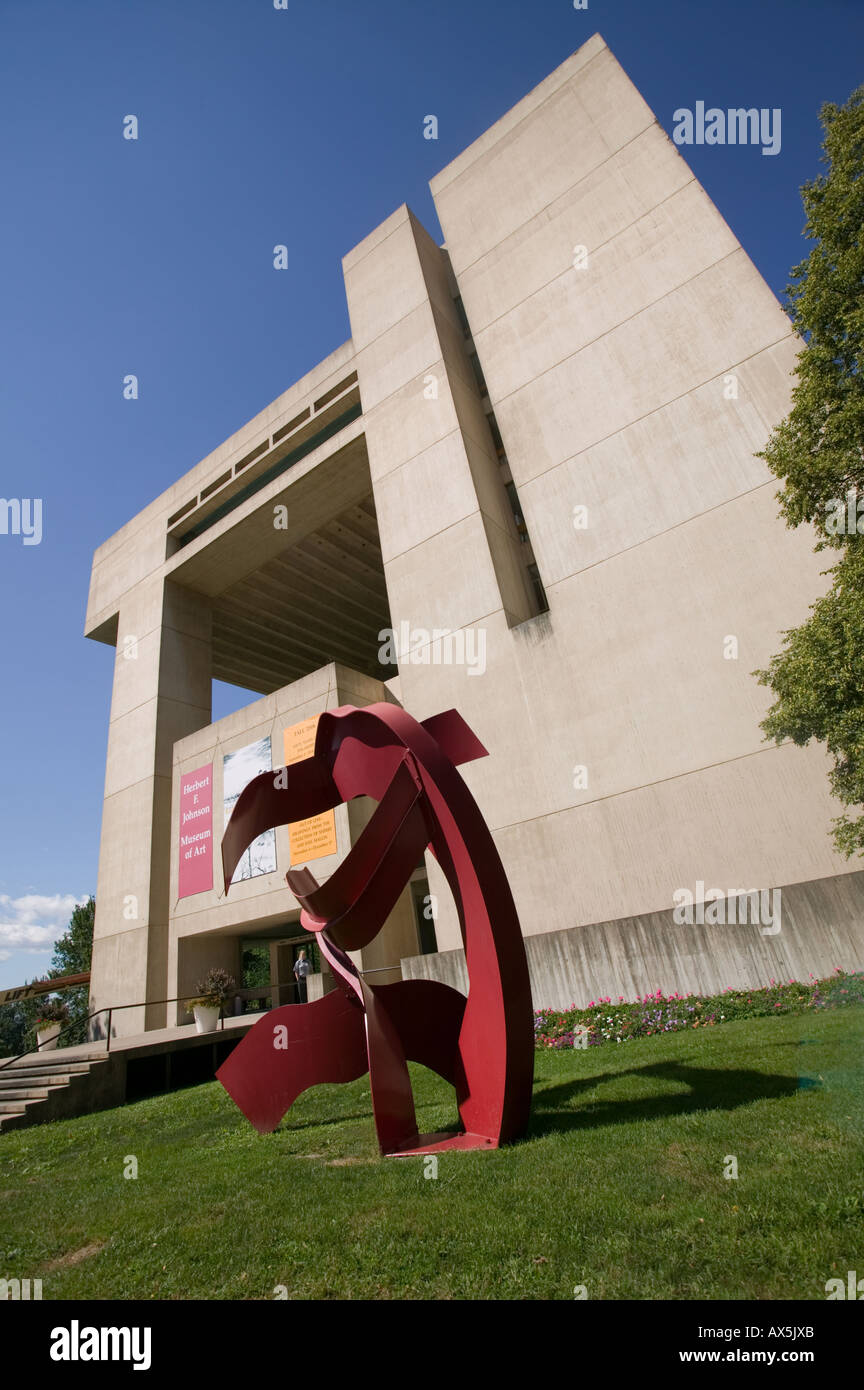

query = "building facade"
[86, 35, 864, 1037]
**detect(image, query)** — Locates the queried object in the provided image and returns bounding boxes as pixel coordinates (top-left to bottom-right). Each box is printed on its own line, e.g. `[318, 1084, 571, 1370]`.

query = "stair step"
[0, 1070, 89, 1085]
[0, 1073, 87, 1084]
[0, 1069, 74, 1082]
[7, 1051, 101, 1063]
[0, 1061, 101, 1078]
[0, 1050, 115, 1133]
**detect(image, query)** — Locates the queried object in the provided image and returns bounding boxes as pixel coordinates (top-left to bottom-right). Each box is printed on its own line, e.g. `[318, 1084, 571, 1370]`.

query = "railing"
[0, 964, 404, 1073]
[0, 992, 225, 1072]
[0, 1007, 101, 1072]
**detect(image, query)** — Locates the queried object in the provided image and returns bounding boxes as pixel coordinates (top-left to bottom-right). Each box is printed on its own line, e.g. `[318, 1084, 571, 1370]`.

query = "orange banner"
[283, 716, 338, 866]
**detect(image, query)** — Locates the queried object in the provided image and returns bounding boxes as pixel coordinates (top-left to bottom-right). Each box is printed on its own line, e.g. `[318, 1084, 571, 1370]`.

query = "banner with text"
[179, 763, 213, 898]
[283, 716, 338, 866]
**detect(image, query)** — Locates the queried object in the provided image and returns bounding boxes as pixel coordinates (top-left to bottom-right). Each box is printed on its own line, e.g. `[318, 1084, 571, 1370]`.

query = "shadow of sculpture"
[527, 1059, 801, 1139]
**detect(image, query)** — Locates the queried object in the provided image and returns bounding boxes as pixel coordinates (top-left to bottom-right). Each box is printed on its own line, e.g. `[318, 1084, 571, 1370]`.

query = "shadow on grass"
[527, 1059, 800, 1139]
[279, 1106, 466, 1138]
[266, 1059, 801, 1145]
[275, 1108, 378, 1134]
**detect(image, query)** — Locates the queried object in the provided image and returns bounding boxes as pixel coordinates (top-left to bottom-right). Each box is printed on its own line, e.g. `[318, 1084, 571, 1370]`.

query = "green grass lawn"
[1, 1006, 862, 1300]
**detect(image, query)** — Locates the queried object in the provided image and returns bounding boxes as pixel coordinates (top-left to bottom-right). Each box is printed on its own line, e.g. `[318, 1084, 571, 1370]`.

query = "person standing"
[293, 948, 312, 1003]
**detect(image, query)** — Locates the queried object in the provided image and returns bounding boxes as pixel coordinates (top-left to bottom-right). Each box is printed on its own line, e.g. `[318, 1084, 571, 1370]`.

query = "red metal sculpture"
[216, 703, 533, 1155]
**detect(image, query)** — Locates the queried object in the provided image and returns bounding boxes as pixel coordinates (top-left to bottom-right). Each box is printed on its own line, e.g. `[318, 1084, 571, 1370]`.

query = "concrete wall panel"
[404, 869, 864, 1012]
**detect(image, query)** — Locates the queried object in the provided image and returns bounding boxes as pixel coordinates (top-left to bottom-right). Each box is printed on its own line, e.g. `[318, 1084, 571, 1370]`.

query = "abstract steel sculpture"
[216, 703, 533, 1155]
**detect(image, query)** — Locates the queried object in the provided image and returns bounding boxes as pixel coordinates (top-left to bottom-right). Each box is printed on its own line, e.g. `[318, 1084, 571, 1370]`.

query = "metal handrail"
[0, 1005, 111, 1072]
[0, 991, 228, 1072]
[0, 964, 402, 1072]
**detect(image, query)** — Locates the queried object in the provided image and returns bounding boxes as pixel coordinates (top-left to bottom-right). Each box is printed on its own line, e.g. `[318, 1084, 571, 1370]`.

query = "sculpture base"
[386, 1131, 499, 1157]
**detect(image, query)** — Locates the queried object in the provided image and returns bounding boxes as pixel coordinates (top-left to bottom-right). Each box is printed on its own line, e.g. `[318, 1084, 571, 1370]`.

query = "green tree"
[242, 944, 270, 991]
[49, 896, 94, 980]
[48, 896, 95, 1043]
[755, 85, 864, 856]
[0, 994, 39, 1059]
[0, 899, 95, 1057]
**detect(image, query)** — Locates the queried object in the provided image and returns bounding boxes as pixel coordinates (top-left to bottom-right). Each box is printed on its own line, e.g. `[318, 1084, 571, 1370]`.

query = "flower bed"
[533, 968, 864, 1049]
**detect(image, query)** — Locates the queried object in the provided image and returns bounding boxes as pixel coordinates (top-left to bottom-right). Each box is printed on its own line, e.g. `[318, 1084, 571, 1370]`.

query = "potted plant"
[185, 968, 235, 1034]
[34, 996, 69, 1051]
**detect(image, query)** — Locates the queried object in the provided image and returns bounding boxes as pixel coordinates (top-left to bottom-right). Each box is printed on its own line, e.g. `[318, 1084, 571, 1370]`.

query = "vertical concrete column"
[89, 579, 212, 1037]
[344, 207, 536, 955]
[344, 207, 535, 642]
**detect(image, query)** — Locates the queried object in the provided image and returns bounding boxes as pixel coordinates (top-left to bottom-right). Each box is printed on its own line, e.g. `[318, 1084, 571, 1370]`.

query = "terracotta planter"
[193, 1004, 220, 1034]
[36, 1024, 62, 1051]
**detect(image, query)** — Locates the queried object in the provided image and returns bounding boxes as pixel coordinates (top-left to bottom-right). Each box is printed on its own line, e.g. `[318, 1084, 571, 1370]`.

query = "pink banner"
[179, 763, 213, 898]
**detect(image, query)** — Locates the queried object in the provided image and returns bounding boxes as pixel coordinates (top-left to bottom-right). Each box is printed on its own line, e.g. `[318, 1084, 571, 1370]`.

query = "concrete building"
[85, 35, 864, 1037]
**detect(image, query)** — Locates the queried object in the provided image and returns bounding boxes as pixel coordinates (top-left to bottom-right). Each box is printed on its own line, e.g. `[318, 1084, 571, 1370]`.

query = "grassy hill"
[1, 1005, 862, 1300]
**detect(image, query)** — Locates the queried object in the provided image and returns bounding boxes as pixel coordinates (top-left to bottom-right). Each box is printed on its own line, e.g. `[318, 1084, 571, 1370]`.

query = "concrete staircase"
[0, 1052, 112, 1133]
[0, 1015, 260, 1133]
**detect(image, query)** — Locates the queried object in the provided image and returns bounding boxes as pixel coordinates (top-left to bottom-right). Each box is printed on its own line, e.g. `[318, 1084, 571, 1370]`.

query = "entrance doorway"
[291, 941, 317, 1003]
[237, 930, 321, 1012]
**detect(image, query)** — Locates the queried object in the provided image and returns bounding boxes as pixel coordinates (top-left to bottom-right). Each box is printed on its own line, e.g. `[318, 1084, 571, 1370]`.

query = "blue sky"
[0, 0, 861, 987]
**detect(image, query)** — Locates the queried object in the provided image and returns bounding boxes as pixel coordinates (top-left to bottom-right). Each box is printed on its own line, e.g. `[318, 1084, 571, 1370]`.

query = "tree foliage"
[0, 995, 39, 1059]
[755, 86, 864, 856]
[0, 897, 94, 1057]
[48, 895, 95, 1039]
[758, 87, 864, 541]
[49, 896, 94, 980]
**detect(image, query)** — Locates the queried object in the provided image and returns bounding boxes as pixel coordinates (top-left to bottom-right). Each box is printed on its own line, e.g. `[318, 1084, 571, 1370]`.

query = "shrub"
[34, 997, 70, 1028]
[185, 968, 236, 1013]
[534, 969, 864, 1049]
